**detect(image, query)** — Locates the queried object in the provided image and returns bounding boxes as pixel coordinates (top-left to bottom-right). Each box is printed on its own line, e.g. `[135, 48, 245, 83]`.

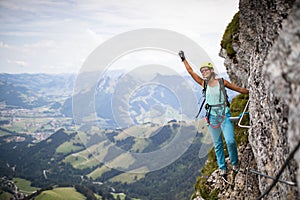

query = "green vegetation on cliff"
[221, 12, 240, 60]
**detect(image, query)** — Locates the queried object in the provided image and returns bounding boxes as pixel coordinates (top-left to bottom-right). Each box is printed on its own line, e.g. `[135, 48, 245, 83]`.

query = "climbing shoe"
[233, 164, 240, 174]
[219, 169, 227, 177]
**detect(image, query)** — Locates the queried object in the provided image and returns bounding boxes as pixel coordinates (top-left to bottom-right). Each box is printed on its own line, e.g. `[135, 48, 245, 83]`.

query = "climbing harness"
[206, 78, 229, 128]
[205, 103, 226, 129]
[195, 78, 230, 129]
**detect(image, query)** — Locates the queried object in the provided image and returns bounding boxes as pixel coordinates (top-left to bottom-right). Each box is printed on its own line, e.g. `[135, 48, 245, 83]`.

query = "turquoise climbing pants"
[207, 111, 238, 170]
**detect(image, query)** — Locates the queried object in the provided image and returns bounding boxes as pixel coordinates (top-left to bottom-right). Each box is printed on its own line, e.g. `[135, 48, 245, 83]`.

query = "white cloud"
[7, 59, 27, 67]
[0, 0, 239, 74]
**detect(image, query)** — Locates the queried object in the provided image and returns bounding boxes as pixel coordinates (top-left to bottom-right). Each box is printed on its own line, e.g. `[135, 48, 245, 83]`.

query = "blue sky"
[0, 0, 239, 74]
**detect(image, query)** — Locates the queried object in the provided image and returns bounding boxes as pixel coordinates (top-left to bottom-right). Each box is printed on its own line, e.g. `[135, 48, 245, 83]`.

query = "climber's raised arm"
[178, 50, 204, 87]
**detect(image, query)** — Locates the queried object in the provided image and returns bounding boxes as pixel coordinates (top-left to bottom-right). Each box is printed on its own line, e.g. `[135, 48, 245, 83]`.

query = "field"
[34, 187, 86, 200]
[13, 178, 40, 195]
[0, 129, 9, 137]
[87, 165, 111, 180]
[0, 192, 13, 200]
[109, 171, 145, 184]
[56, 141, 84, 154]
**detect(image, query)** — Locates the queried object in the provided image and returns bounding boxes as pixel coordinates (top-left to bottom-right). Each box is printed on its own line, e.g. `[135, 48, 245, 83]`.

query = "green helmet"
[199, 62, 214, 70]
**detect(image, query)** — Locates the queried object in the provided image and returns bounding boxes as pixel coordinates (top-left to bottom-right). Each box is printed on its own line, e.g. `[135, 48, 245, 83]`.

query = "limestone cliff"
[219, 0, 300, 199]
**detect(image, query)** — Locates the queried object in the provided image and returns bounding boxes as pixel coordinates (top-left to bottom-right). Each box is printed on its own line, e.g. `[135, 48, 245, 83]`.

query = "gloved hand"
[178, 50, 185, 62]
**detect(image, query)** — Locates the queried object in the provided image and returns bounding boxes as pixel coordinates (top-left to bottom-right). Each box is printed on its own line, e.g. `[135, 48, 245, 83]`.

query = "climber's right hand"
[178, 50, 185, 62]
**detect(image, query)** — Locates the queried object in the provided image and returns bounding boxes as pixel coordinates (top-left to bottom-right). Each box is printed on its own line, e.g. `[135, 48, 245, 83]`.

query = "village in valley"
[0, 103, 75, 143]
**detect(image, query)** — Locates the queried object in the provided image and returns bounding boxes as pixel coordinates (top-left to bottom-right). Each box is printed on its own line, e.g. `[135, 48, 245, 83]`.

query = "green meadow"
[35, 187, 86, 200]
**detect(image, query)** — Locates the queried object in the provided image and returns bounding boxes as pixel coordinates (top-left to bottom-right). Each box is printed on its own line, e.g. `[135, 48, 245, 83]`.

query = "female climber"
[178, 50, 249, 177]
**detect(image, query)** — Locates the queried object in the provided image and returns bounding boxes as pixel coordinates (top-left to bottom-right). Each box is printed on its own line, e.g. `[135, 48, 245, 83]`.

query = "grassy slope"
[88, 165, 112, 179]
[109, 171, 146, 184]
[56, 141, 84, 154]
[0, 192, 13, 200]
[13, 178, 40, 195]
[0, 130, 9, 137]
[64, 124, 165, 179]
[34, 187, 86, 200]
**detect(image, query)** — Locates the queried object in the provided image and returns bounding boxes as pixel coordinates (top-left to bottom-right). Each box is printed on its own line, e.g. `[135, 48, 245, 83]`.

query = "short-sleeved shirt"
[206, 81, 230, 116]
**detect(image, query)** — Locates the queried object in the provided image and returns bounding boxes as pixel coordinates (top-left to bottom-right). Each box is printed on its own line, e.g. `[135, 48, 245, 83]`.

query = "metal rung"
[230, 116, 240, 122]
[238, 99, 250, 128]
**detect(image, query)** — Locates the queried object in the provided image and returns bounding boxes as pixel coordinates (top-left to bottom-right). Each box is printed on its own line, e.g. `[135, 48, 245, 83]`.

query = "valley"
[0, 72, 215, 199]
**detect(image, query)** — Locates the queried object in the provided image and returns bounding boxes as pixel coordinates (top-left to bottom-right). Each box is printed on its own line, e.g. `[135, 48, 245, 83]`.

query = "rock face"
[220, 0, 300, 199]
[206, 144, 260, 200]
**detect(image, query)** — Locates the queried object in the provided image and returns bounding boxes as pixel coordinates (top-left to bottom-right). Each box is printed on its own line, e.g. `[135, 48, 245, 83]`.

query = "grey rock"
[220, 0, 300, 199]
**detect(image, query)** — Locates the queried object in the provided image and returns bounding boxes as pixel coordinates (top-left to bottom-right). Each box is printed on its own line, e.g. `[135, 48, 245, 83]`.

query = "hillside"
[34, 187, 86, 200]
[0, 117, 210, 199]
